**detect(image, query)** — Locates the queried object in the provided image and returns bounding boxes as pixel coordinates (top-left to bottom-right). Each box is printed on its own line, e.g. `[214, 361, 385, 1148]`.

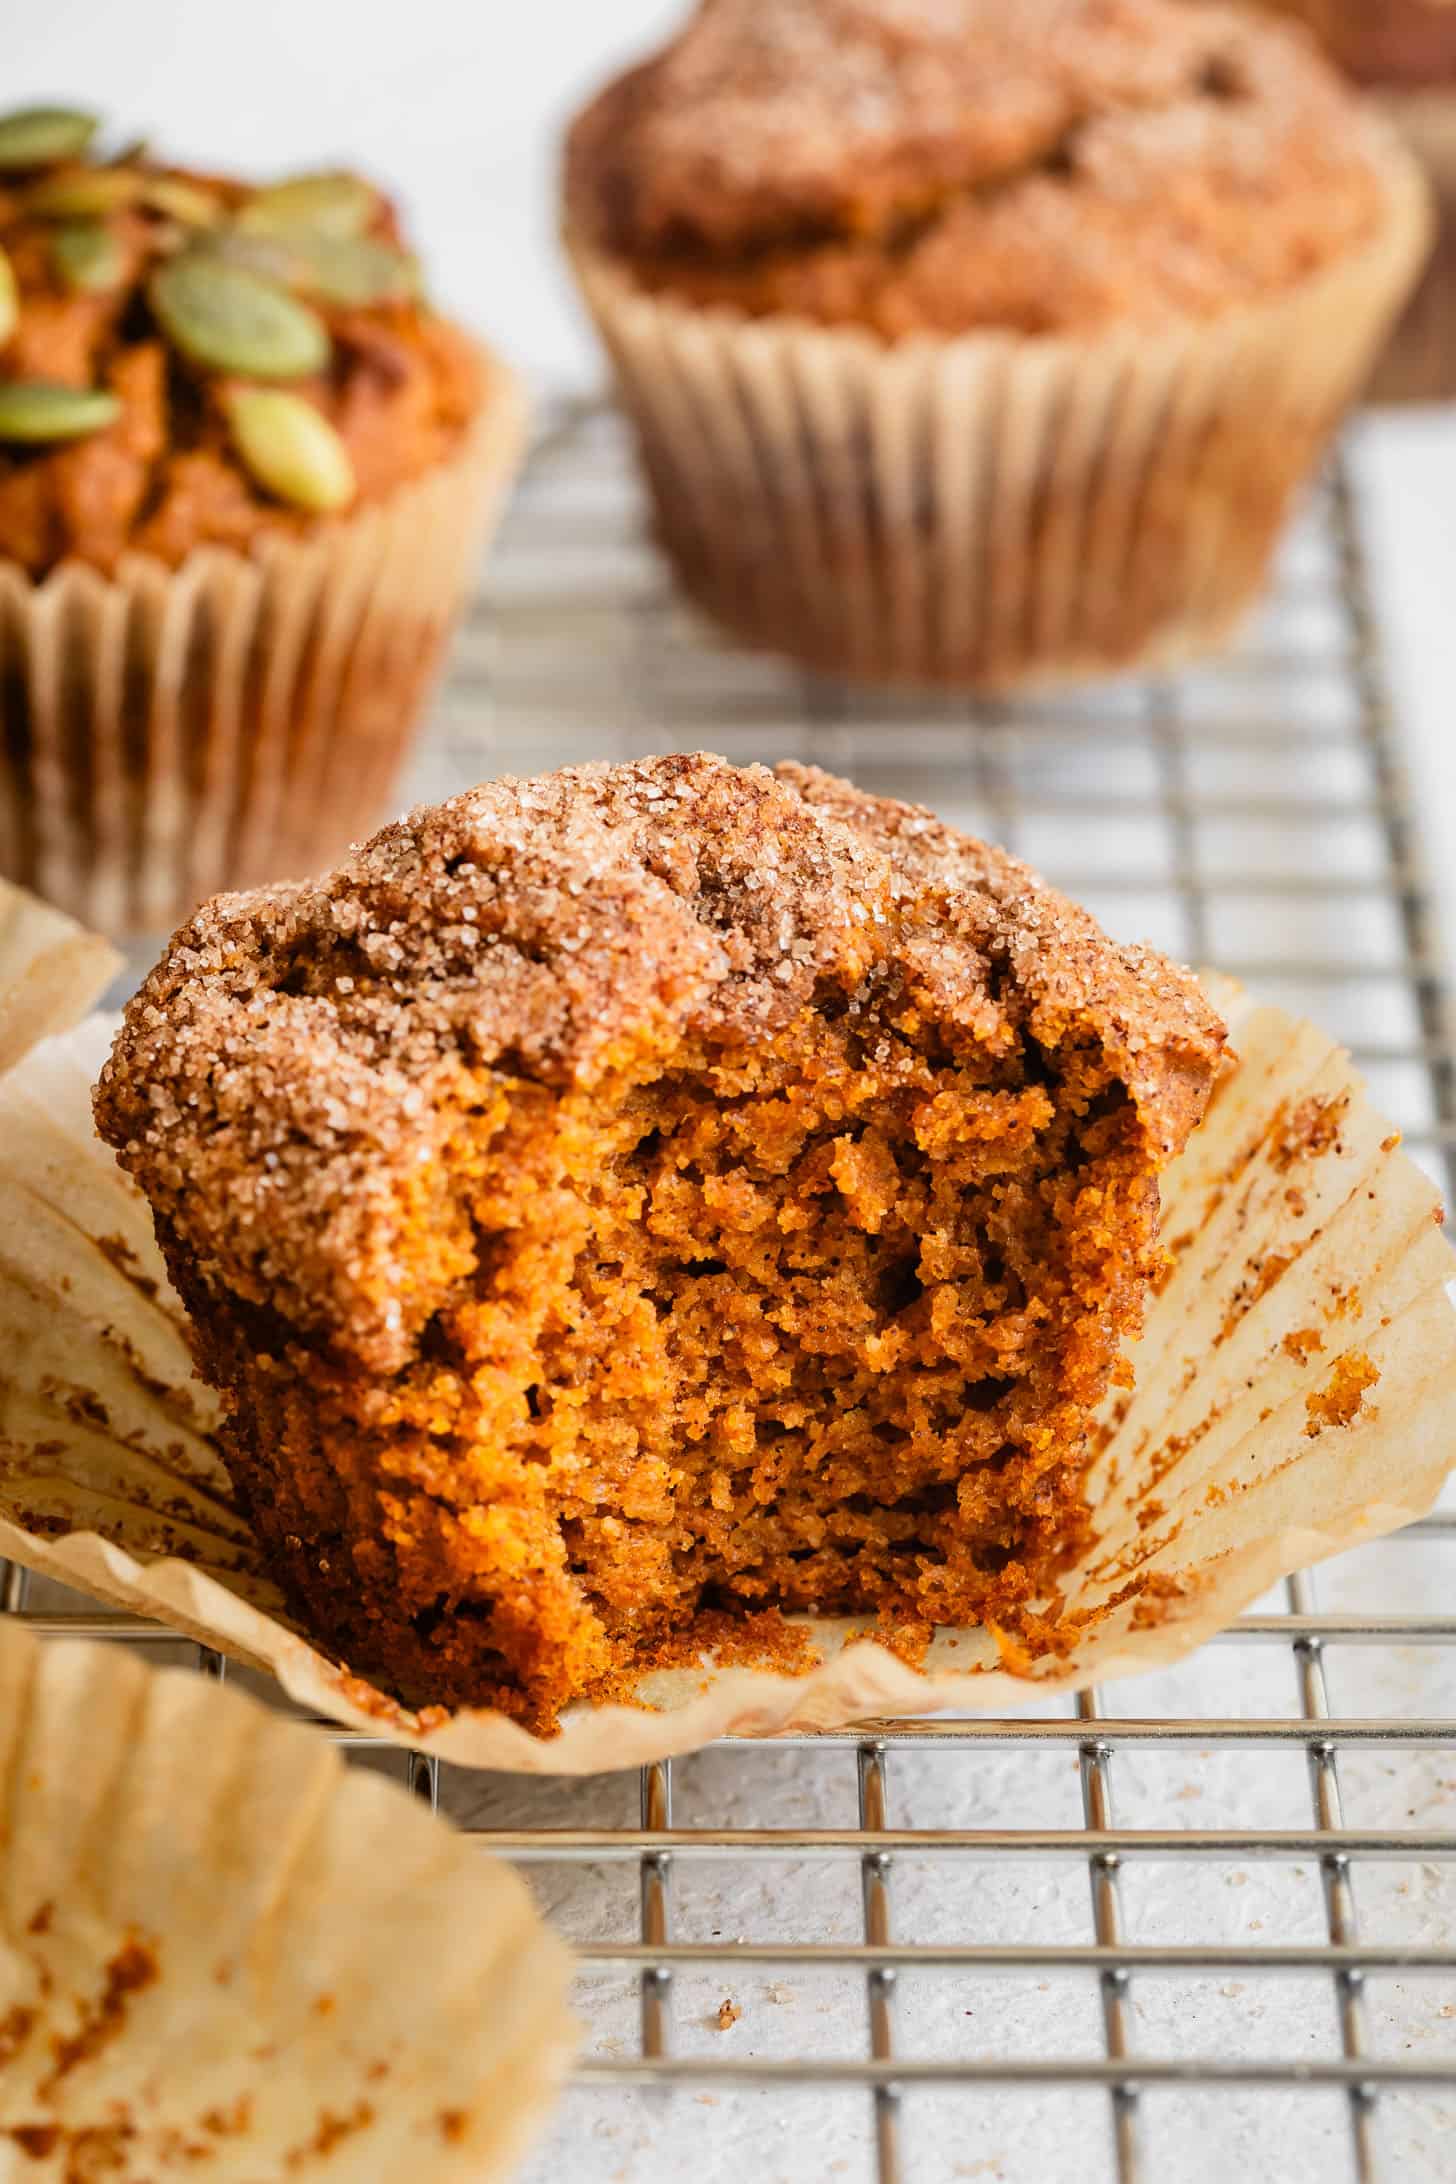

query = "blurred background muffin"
[564, 0, 1429, 693]
[1255, 0, 1456, 84]
[0, 106, 526, 935]
[1252, 3, 1456, 398]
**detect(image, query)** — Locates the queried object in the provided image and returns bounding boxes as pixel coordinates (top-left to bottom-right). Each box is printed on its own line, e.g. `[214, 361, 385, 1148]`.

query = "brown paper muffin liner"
[0, 349, 528, 939]
[565, 129, 1430, 692]
[0, 1619, 575, 2177]
[1, 960, 1454, 1774]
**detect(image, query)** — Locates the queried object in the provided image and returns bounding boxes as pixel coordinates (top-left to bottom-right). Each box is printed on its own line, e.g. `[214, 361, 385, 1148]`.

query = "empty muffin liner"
[0, 919, 1454, 1774]
[565, 126, 1429, 692]
[0, 1617, 575, 2177]
[0, 346, 528, 939]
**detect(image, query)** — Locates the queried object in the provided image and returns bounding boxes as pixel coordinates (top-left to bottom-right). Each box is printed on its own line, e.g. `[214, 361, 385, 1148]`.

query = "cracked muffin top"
[95, 753, 1226, 1373]
[0, 106, 485, 577]
[564, 0, 1395, 335]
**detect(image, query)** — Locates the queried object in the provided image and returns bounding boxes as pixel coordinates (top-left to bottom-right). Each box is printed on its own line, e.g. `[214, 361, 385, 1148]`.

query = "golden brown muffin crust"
[97, 754, 1222, 1367]
[565, 0, 1390, 335]
[0, 155, 484, 578]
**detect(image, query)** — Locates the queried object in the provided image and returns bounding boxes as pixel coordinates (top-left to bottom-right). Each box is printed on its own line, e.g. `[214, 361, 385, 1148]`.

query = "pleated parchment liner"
[2, 977, 1455, 1774]
[0, 877, 118, 1075]
[565, 123, 1430, 692]
[0, 1620, 575, 2179]
[0, 344, 528, 938]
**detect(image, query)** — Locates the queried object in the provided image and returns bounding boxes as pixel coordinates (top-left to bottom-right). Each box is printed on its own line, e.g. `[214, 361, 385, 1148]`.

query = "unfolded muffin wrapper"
[0, 346, 528, 939]
[0, 1617, 575, 2178]
[565, 126, 1430, 691]
[0, 923, 1454, 1775]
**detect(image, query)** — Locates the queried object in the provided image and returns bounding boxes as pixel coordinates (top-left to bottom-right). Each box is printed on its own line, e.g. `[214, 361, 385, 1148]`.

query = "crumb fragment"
[1304, 1351, 1380, 1437]
[42, 1937, 157, 2095]
[716, 1999, 741, 2032]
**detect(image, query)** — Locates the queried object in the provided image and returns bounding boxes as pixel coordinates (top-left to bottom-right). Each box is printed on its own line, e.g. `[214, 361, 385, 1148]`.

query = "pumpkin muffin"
[95, 754, 1227, 1730]
[563, 0, 1429, 690]
[0, 105, 526, 935]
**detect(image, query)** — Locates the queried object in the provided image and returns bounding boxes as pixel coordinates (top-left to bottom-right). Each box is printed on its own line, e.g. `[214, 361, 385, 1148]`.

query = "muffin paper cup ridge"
[0, 1619, 575, 2177]
[0, 877, 117, 1074]
[1, 911, 1454, 1773]
[566, 127, 1430, 690]
[0, 346, 528, 938]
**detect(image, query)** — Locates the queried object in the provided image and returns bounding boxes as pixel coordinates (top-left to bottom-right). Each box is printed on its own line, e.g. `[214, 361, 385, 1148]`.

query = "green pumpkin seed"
[139, 175, 221, 227]
[287, 232, 419, 307]
[0, 106, 100, 173]
[0, 380, 120, 442]
[235, 169, 376, 239]
[23, 165, 142, 218]
[201, 225, 419, 309]
[225, 387, 355, 513]
[197, 227, 301, 289]
[51, 221, 126, 294]
[150, 253, 329, 379]
[0, 250, 16, 348]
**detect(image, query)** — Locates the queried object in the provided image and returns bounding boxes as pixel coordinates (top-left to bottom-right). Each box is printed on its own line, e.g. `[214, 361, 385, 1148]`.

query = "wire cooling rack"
[11, 398, 1456, 2184]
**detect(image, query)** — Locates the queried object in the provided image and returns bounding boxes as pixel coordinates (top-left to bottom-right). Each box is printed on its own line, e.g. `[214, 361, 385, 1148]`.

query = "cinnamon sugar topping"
[567, 0, 1390, 334]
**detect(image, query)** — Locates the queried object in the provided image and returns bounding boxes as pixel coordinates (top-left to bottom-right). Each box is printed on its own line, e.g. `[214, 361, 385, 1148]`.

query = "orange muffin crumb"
[95, 756, 1227, 1729]
[1304, 1350, 1380, 1435]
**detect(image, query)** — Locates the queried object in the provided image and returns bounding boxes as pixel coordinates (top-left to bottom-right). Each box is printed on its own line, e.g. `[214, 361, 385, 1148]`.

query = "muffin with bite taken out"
[0, 105, 526, 935]
[95, 752, 1229, 1729]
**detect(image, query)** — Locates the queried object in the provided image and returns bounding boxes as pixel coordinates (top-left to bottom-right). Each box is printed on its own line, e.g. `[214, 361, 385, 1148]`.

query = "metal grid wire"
[10, 398, 1456, 2184]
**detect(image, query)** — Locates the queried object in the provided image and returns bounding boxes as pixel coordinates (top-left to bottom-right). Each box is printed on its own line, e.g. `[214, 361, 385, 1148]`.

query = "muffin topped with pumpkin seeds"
[0, 104, 525, 937]
[0, 103, 486, 572]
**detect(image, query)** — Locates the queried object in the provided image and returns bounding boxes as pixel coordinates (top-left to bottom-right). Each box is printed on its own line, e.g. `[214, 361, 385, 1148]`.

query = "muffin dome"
[566, 0, 1391, 335]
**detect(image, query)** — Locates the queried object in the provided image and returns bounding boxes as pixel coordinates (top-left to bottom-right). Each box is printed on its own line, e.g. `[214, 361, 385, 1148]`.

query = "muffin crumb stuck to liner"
[563, 0, 1431, 690]
[0, 1620, 575, 2176]
[0, 110, 527, 935]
